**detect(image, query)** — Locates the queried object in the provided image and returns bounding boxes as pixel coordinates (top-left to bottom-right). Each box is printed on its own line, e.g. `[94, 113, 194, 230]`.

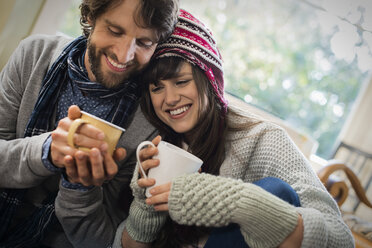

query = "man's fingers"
[75, 151, 92, 186]
[113, 147, 126, 161]
[102, 149, 118, 180]
[71, 131, 105, 150]
[68, 105, 81, 120]
[90, 148, 105, 186]
[64, 155, 78, 182]
[76, 123, 105, 141]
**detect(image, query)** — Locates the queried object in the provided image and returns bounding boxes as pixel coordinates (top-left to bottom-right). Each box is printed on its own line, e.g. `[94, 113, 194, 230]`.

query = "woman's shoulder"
[227, 105, 285, 138]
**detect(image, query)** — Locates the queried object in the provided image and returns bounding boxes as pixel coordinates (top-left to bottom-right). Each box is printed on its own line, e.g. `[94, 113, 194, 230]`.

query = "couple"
[0, 0, 353, 248]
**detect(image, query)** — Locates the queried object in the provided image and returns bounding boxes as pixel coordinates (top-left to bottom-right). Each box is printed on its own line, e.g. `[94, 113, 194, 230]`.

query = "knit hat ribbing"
[154, 9, 228, 113]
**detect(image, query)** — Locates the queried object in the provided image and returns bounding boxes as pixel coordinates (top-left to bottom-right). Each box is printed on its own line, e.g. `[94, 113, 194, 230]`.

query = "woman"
[115, 9, 354, 248]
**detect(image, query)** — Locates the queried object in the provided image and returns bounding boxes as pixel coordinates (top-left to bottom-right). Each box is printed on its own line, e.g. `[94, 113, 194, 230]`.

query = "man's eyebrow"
[104, 19, 124, 32]
[104, 19, 157, 43]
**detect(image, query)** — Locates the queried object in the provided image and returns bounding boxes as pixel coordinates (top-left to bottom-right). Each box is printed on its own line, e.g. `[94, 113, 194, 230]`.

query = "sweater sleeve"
[168, 173, 299, 248]
[221, 119, 354, 248]
[54, 157, 136, 248]
[0, 36, 63, 188]
[124, 162, 168, 243]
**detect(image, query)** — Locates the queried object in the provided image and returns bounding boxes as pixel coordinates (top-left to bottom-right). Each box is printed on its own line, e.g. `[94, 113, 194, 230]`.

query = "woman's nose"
[164, 88, 180, 106]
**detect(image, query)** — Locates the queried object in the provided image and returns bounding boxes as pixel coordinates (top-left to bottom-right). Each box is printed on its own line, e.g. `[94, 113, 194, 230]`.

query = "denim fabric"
[204, 177, 300, 248]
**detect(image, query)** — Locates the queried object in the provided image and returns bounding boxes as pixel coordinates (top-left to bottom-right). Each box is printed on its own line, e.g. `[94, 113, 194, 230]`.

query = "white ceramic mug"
[136, 140, 203, 197]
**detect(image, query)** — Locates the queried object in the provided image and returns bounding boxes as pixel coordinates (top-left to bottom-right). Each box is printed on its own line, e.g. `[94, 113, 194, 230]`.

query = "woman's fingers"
[146, 191, 170, 211]
[137, 178, 156, 188]
[153, 203, 168, 212]
[151, 135, 162, 146]
[138, 146, 158, 162]
[140, 157, 160, 172]
[145, 182, 171, 211]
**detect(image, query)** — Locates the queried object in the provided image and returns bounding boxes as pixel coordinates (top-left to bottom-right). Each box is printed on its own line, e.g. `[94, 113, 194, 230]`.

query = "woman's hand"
[145, 182, 172, 211]
[137, 135, 161, 189]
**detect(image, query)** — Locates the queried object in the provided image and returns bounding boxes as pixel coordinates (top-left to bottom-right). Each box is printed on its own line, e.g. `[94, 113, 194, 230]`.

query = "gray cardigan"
[0, 34, 157, 247]
[115, 109, 354, 248]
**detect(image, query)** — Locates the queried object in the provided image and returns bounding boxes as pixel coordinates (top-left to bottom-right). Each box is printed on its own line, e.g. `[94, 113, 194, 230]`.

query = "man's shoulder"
[118, 107, 157, 152]
[19, 34, 74, 60]
[21, 34, 73, 48]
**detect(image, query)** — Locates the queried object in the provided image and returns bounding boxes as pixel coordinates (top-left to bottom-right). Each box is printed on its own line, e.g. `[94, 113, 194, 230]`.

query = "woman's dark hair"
[140, 57, 229, 247]
[79, 0, 179, 43]
[141, 57, 228, 176]
[140, 56, 263, 246]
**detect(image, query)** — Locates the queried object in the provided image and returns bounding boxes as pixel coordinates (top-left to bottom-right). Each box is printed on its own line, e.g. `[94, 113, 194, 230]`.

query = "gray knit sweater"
[118, 108, 354, 248]
[0, 34, 158, 248]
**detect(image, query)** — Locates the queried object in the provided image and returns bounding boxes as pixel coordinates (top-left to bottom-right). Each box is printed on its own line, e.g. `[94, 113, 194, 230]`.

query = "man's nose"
[116, 37, 136, 64]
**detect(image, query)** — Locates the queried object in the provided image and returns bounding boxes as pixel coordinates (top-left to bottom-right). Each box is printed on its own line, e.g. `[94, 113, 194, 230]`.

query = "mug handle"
[67, 118, 90, 152]
[136, 141, 156, 179]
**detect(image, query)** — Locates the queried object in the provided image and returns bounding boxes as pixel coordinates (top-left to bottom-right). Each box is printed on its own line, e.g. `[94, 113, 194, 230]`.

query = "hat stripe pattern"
[154, 9, 228, 113]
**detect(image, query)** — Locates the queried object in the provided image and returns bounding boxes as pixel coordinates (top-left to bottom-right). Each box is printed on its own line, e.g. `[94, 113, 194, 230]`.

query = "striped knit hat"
[154, 9, 228, 113]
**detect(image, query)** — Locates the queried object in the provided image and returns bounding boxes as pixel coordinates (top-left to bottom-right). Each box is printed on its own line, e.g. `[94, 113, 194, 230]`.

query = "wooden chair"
[317, 142, 372, 248]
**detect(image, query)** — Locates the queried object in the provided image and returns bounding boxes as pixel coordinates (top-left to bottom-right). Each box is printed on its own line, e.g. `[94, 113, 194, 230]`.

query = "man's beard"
[87, 40, 137, 89]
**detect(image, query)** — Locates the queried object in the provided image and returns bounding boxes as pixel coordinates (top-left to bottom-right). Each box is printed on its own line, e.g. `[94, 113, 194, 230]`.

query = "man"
[0, 0, 178, 247]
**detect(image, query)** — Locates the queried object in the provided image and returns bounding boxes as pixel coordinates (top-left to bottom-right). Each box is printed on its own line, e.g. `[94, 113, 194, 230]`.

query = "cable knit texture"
[124, 163, 167, 243]
[169, 108, 354, 248]
[169, 173, 298, 248]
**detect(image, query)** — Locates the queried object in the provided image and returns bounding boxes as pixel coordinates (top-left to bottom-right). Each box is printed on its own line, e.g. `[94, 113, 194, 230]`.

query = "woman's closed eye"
[150, 85, 163, 93]
[175, 79, 191, 87]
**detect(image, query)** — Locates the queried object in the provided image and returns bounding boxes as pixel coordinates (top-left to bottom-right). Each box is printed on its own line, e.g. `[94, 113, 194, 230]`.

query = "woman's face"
[149, 62, 204, 134]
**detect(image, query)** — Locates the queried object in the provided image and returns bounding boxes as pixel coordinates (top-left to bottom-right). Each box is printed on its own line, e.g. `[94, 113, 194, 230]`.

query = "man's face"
[85, 0, 158, 88]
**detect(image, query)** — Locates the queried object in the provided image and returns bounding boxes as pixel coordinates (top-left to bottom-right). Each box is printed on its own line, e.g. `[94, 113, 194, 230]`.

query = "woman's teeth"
[170, 106, 190, 116]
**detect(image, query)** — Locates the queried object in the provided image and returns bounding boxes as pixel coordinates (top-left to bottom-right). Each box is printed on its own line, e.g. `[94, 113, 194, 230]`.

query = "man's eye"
[137, 40, 154, 48]
[108, 28, 121, 36]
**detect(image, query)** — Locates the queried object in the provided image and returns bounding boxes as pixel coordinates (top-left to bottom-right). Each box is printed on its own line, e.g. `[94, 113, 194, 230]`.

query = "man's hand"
[50, 105, 126, 186]
[50, 105, 105, 168]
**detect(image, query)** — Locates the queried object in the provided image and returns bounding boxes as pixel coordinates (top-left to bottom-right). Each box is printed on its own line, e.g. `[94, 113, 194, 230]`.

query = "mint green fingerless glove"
[168, 173, 298, 248]
[124, 163, 167, 243]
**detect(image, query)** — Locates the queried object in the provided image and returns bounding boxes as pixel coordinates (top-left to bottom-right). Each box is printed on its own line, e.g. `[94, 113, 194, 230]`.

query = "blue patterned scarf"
[0, 36, 140, 247]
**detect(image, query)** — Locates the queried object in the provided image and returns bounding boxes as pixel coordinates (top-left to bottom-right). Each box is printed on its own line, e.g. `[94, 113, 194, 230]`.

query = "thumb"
[68, 105, 81, 120]
[114, 147, 127, 162]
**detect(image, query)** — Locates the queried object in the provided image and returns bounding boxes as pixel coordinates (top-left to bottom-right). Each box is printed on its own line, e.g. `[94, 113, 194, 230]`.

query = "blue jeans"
[203, 177, 301, 248]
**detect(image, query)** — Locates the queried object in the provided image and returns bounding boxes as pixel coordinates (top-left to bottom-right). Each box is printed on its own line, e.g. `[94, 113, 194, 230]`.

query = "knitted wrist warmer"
[168, 173, 299, 248]
[125, 163, 167, 243]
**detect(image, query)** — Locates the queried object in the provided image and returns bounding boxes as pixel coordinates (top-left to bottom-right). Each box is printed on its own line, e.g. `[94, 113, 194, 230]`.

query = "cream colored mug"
[67, 111, 125, 155]
[136, 141, 203, 197]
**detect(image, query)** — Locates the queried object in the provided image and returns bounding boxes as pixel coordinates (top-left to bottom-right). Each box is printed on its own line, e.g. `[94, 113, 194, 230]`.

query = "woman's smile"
[150, 62, 201, 134]
[167, 104, 191, 118]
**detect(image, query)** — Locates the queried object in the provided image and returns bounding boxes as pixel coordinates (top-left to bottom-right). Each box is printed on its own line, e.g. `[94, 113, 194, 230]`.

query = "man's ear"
[87, 16, 93, 26]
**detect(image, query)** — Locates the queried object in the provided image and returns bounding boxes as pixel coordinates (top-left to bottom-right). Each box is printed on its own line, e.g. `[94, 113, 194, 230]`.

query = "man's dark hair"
[80, 0, 179, 43]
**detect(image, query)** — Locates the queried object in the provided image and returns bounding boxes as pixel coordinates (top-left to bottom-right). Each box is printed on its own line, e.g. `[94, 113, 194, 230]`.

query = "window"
[57, 0, 372, 158]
